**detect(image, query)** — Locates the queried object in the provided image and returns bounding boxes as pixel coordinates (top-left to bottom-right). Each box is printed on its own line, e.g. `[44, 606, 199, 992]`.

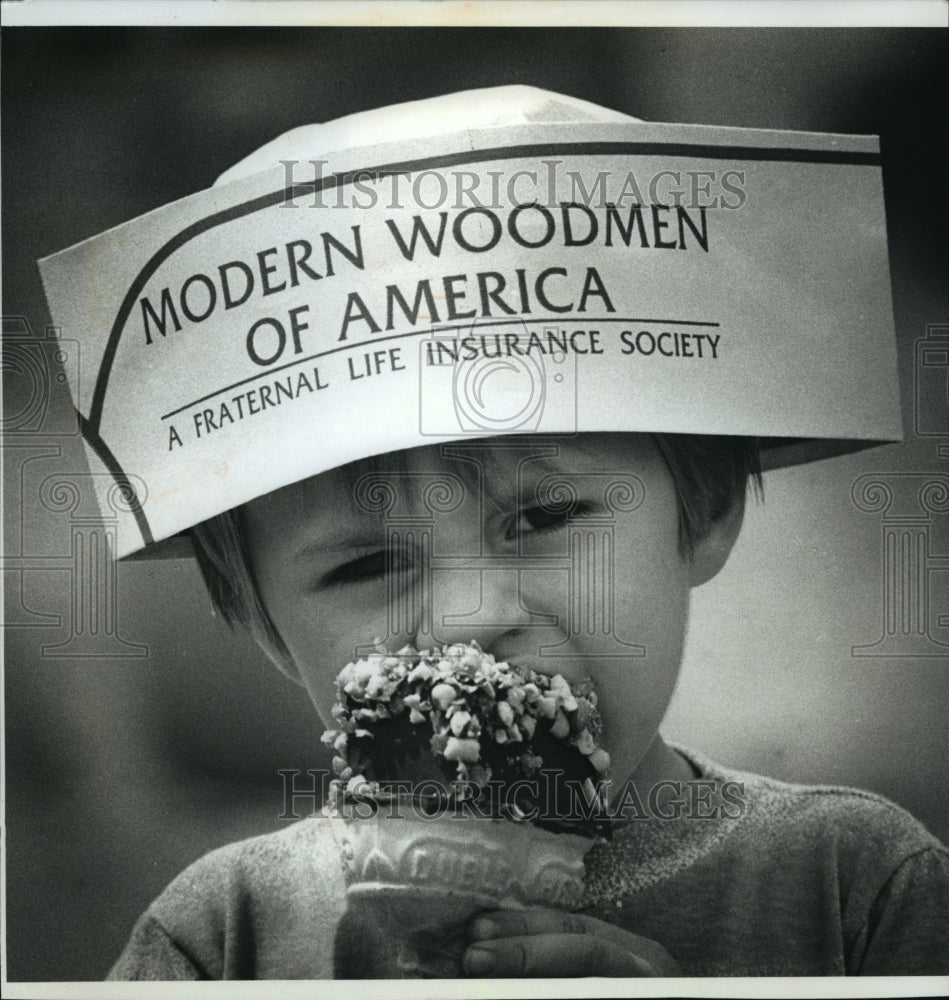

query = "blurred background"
[3, 26, 947, 981]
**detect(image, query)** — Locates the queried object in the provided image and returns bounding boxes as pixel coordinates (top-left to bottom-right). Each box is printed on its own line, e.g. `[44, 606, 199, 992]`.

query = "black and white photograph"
[2, 1, 947, 994]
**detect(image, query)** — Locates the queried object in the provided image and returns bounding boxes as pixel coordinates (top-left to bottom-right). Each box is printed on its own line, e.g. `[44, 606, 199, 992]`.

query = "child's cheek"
[272, 596, 384, 725]
[591, 505, 689, 764]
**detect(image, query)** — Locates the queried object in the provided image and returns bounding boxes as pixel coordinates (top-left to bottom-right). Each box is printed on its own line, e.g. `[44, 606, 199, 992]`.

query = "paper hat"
[38, 86, 901, 559]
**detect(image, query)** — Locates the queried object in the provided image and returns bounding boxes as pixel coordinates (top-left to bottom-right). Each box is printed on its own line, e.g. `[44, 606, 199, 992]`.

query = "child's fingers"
[470, 908, 591, 941]
[466, 909, 680, 977]
[463, 931, 655, 977]
[470, 907, 658, 954]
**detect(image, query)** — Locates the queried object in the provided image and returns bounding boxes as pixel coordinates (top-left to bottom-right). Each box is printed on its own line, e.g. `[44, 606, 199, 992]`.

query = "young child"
[106, 432, 948, 979]
[39, 87, 946, 979]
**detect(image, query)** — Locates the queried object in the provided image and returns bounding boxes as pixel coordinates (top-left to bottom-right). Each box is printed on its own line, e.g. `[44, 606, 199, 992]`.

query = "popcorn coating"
[322, 641, 611, 802]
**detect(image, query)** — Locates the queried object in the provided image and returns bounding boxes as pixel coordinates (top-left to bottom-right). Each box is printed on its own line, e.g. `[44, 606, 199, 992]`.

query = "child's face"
[243, 435, 692, 782]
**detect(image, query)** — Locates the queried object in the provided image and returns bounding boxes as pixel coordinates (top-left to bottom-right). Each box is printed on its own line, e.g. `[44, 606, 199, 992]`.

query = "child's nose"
[424, 564, 552, 657]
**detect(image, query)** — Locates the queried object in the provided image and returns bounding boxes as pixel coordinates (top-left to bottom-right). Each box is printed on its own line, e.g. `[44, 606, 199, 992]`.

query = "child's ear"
[688, 497, 745, 588]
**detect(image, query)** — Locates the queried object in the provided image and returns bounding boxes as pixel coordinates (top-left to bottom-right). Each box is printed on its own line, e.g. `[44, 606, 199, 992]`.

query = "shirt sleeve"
[107, 912, 209, 981]
[852, 847, 949, 975]
[105, 821, 346, 980]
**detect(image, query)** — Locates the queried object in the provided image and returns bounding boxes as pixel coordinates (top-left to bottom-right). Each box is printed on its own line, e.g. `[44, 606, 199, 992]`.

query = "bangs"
[292, 436, 589, 522]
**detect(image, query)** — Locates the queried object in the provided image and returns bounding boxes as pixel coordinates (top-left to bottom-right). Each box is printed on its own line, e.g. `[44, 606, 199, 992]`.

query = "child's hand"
[463, 907, 680, 977]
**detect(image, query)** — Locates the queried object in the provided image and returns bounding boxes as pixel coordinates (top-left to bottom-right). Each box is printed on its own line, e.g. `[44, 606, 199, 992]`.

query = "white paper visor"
[38, 116, 901, 559]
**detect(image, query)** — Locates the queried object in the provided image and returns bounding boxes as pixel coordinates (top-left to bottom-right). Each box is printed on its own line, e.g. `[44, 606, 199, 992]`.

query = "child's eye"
[512, 500, 596, 538]
[320, 549, 409, 589]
